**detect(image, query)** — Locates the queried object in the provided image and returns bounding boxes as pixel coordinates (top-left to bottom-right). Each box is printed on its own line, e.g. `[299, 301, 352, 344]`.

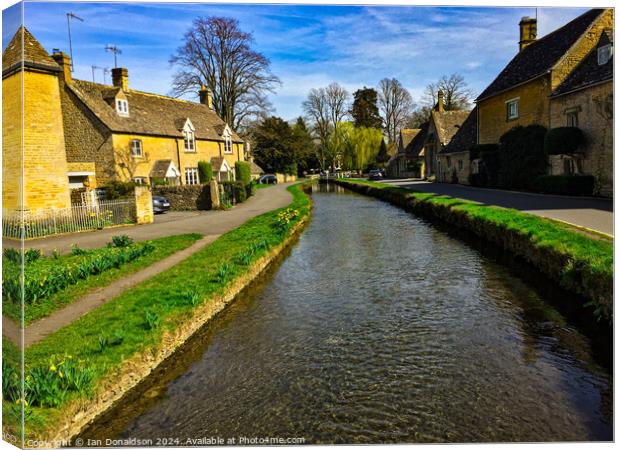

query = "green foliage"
[25, 249, 42, 263]
[498, 125, 548, 189]
[544, 127, 586, 155]
[3, 359, 20, 403]
[533, 175, 594, 196]
[468, 144, 500, 187]
[234, 161, 252, 186]
[233, 181, 247, 203]
[284, 162, 298, 176]
[101, 180, 136, 199]
[3, 248, 21, 264]
[376, 139, 389, 164]
[331, 123, 385, 172]
[350, 87, 383, 129]
[216, 262, 232, 283]
[152, 178, 169, 186]
[71, 245, 89, 256]
[144, 311, 160, 330]
[183, 290, 201, 307]
[198, 160, 213, 183]
[274, 208, 300, 233]
[108, 235, 134, 248]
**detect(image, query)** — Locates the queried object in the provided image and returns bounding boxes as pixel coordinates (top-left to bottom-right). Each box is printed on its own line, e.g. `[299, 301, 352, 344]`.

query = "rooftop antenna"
[91, 65, 103, 82]
[103, 68, 111, 85]
[66, 12, 84, 72]
[105, 45, 122, 68]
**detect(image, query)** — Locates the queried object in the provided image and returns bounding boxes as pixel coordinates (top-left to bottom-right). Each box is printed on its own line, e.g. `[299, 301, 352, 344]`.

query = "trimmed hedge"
[498, 125, 548, 189]
[544, 127, 585, 155]
[533, 175, 594, 196]
[198, 161, 213, 183]
[234, 161, 252, 186]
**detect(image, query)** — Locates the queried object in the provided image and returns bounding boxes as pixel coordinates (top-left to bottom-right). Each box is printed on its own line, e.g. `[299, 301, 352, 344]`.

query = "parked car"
[368, 169, 383, 181]
[152, 195, 170, 214]
[259, 174, 278, 184]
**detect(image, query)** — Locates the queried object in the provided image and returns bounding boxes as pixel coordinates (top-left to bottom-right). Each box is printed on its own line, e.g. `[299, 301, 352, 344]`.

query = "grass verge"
[335, 178, 612, 322]
[3, 183, 311, 441]
[2, 234, 203, 325]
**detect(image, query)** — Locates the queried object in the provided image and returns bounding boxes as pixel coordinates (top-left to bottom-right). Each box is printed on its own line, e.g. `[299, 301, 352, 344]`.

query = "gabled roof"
[66, 79, 243, 142]
[399, 129, 420, 152]
[249, 160, 265, 175]
[477, 9, 606, 101]
[210, 156, 231, 172]
[440, 107, 478, 155]
[150, 160, 180, 178]
[404, 122, 428, 158]
[551, 31, 613, 97]
[3, 26, 60, 77]
[431, 109, 470, 146]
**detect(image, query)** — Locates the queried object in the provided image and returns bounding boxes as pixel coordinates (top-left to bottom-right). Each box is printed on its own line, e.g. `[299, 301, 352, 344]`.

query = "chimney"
[112, 67, 128, 90]
[437, 90, 444, 113]
[199, 85, 213, 109]
[519, 16, 537, 51]
[52, 50, 72, 83]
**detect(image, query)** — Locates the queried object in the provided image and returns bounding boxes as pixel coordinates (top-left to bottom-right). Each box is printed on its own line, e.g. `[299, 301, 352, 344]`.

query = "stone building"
[386, 128, 425, 178]
[2, 27, 245, 211]
[436, 107, 477, 184]
[548, 31, 613, 196]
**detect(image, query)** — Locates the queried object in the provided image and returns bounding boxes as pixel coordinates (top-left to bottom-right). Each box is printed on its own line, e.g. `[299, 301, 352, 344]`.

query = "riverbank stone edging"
[333, 179, 612, 322]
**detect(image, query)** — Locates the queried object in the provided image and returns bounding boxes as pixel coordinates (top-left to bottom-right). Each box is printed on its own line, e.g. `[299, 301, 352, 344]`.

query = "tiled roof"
[249, 160, 265, 175]
[440, 107, 478, 155]
[399, 129, 420, 152]
[150, 160, 174, 178]
[551, 32, 613, 97]
[3, 26, 60, 76]
[477, 9, 606, 101]
[431, 109, 470, 146]
[210, 156, 228, 172]
[67, 79, 243, 142]
[404, 122, 428, 158]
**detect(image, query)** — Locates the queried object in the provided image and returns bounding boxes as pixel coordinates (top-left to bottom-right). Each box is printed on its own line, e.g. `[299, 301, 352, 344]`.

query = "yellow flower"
[49, 364, 57, 372]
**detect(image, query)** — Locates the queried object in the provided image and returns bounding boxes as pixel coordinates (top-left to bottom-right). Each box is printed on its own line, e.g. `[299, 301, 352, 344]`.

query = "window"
[458, 160, 464, 171]
[566, 111, 579, 127]
[446, 156, 452, 167]
[506, 99, 519, 120]
[133, 177, 147, 185]
[224, 136, 233, 154]
[131, 139, 143, 157]
[597, 44, 612, 66]
[184, 130, 195, 152]
[116, 99, 129, 116]
[185, 167, 199, 185]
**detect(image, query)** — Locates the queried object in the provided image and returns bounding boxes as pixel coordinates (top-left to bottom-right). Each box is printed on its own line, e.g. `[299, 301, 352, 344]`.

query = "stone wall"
[152, 184, 212, 210]
[134, 185, 153, 224]
[549, 81, 613, 197]
[437, 151, 470, 184]
[276, 173, 297, 183]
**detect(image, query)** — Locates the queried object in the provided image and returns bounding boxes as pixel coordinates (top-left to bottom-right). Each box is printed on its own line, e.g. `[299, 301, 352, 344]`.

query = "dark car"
[259, 174, 278, 184]
[368, 169, 383, 181]
[153, 195, 171, 214]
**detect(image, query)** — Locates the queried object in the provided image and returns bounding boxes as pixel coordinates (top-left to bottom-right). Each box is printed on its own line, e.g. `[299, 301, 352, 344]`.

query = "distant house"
[437, 107, 477, 184]
[248, 160, 265, 180]
[386, 128, 424, 178]
[423, 90, 470, 180]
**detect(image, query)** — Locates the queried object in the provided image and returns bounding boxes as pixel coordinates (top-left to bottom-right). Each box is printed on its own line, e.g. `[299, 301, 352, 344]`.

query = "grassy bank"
[3, 183, 311, 443]
[334, 179, 612, 322]
[2, 234, 203, 324]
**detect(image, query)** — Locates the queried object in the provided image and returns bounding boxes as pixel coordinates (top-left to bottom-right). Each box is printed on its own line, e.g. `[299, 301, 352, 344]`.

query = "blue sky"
[4, 2, 588, 120]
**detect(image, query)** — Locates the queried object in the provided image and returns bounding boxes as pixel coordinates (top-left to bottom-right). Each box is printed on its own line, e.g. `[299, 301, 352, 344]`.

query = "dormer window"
[598, 44, 612, 65]
[116, 99, 129, 116]
[223, 126, 233, 154]
[181, 118, 196, 152]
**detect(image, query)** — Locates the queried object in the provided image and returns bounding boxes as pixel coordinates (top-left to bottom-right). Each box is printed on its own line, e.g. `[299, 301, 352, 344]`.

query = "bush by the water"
[544, 127, 585, 155]
[533, 175, 595, 196]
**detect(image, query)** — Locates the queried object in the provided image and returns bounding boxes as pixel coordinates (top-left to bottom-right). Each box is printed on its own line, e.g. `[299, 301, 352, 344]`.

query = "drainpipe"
[175, 139, 182, 184]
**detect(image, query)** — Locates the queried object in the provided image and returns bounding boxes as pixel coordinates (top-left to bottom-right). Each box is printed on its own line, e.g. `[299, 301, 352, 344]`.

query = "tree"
[376, 139, 389, 165]
[302, 83, 350, 170]
[405, 107, 431, 129]
[330, 123, 384, 173]
[378, 78, 414, 145]
[290, 117, 319, 173]
[350, 87, 382, 129]
[252, 116, 294, 174]
[422, 73, 473, 111]
[169, 17, 280, 130]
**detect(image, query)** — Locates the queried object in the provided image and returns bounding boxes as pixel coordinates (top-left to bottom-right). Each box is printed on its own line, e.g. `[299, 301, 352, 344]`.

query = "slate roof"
[551, 31, 613, 97]
[399, 129, 420, 152]
[440, 107, 478, 155]
[210, 157, 229, 172]
[477, 9, 606, 101]
[3, 26, 60, 76]
[405, 122, 428, 158]
[68, 79, 243, 142]
[431, 109, 470, 146]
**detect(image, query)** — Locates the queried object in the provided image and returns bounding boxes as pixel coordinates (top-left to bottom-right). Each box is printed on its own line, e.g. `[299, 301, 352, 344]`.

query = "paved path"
[3, 184, 293, 347]
[3, 183, 293, 254]
[383, 179, 614, 236]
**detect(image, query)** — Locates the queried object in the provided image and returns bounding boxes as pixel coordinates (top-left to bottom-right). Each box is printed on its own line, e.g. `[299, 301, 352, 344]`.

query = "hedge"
[533, 175, 594, 196]
[234, 161, 252, 186]
[198, 161, 213, 183]
[544, 127, 585, 155]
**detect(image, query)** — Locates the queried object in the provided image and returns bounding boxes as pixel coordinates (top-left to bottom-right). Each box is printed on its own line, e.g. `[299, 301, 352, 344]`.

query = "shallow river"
[83, 183, 612, 443]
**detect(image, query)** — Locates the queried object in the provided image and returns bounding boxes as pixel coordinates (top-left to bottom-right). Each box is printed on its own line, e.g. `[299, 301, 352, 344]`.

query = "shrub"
[284, 162, 298, 176]
[3, 248, 21, 264]
[198, 161, 213, 184]
[498, 125, 548, 189]
[25, 249, 42, 263]
[101, 180, 136, 199]
[71, 245, 89, 256]
[233, 180, 247, 203]
[533, 175, 595, 196]
[234, 161, 252, 186]
[544, 127, 585, 155]
[469, 144, 499, 161]
[144, 311, 160, 330]
[108, 235, 133, 248]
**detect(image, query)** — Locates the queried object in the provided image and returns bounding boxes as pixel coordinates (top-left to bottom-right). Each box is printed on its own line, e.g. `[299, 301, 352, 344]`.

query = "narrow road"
[3, 184, 293, 346]
[383, 179, 613, 236]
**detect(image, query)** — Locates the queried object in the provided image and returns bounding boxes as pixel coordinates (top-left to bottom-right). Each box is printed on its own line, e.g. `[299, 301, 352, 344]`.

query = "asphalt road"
[383, 179, 614, 236]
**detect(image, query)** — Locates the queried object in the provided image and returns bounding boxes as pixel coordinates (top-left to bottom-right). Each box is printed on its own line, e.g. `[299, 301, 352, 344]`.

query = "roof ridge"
[73, 78, 200, 105]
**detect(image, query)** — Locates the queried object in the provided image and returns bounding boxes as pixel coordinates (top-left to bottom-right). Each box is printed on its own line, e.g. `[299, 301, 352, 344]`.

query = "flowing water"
[81, 183, 612, 444]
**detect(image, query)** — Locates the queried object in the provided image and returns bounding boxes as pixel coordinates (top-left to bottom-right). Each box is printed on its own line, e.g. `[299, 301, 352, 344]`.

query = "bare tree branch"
[378, 78, 414, 144]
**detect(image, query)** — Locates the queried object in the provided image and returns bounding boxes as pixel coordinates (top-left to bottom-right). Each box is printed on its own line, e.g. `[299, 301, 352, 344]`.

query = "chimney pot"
[52, 51, 72, 84]
[519, 16, 537, 51]
[112, 67, 128, 90]
[437, 90, 444, 113]
[199, 84, 213, 110]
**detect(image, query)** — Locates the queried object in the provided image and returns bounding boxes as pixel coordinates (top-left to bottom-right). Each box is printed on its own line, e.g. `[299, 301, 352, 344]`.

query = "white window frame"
[506, 98, 519, 120]
[223, 126, 233, 154]
[133, 177, 146, 185]
[458, 159, 464, 171]
[597, 44, 612, 66]
[185, 167, 199, 185]
[116, 99, 129, 116]
[184, 130, 195, 152]
[131, 139, 143, 157]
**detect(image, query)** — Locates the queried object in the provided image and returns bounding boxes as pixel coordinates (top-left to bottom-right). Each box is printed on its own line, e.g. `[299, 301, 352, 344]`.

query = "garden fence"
[2, 198, 136, 239]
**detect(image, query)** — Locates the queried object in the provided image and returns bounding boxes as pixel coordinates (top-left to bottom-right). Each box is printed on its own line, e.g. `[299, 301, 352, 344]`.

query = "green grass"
[256, 182, 274, 189]
[2, 234, 203, 325]
[6, 184, 311, 438]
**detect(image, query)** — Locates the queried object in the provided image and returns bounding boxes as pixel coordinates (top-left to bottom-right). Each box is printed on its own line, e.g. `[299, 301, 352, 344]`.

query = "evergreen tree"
[376, 139, 390, 164]
[350, 87, 383, 129]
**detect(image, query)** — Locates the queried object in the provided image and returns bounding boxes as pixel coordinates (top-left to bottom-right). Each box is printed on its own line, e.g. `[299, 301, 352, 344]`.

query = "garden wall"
[153, 185, 212, 211]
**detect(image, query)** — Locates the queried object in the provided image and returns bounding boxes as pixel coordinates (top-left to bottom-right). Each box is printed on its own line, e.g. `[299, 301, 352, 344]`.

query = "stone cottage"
[436, 107, 477, 184]
[386, 128, 425, 178]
